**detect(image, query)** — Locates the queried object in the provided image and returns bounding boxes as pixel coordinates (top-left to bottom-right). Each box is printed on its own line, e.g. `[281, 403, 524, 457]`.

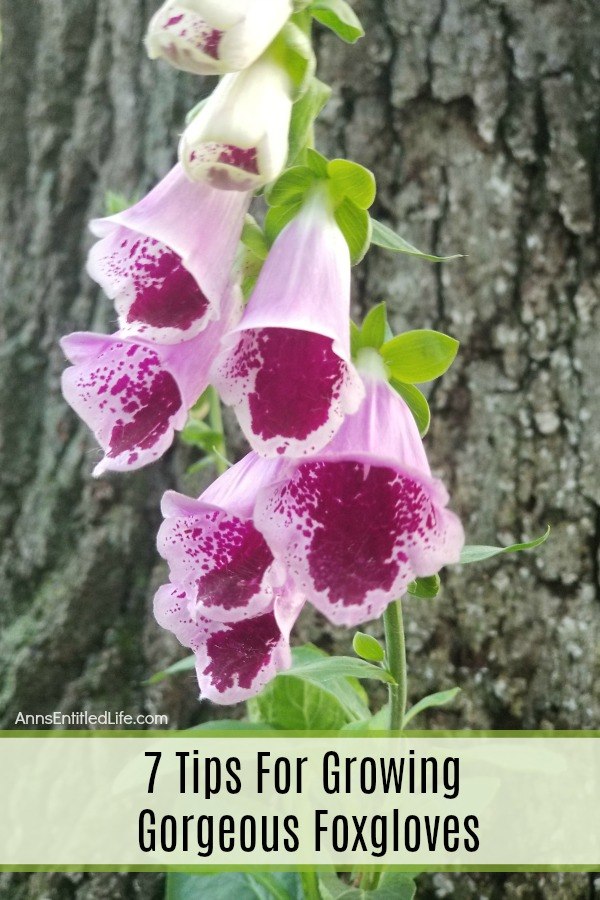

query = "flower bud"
[179, 56, 293, 191]
[146, 0, 293, 76]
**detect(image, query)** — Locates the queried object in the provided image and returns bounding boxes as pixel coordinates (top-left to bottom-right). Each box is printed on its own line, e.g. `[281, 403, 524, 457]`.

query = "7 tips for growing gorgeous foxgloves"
[61, 0, 549, 731]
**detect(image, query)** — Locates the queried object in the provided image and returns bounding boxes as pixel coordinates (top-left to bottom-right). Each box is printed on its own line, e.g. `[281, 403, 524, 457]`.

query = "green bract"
[407, 574, 441, 599]
[287, 78, 331, 164]
[353, 631, 385, 663]
[380, 329, 459, 383]
[309, 0, 365, 43]
[264, 152, 376, 263]
[390, 380, 431, 436]
[270, 22, 316, 99]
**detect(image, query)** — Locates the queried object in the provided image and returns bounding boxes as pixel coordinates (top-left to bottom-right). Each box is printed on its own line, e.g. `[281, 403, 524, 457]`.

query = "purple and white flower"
[146, 0, 293, 77]
[88, 164, 249, 344]
[61, 287, 241, 476]
[212, 194, 365, 456]
[157, 453, 288, 622]
[254, 373, 465, 627]
[179, 57, 293, 191]
[154, 582, 303, 705]
[155, 453, 303, 704]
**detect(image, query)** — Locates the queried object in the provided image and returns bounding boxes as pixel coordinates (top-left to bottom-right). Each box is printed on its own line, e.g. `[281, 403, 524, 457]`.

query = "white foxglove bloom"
[146, 0, 293, 76]
[179, 56, 293, 191]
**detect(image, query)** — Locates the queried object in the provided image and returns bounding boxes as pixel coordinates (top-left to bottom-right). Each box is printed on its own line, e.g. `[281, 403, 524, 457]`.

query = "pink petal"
[195, 450, 290, 516]
[194, 609, 294, 704]
[60, 318, 232, 476]
[212, 199, 364, 456]
[154, 583, 301, 705]
[154, 583, 200, 649]
[319, 376, 433, 475]
[158, 454, 290, 621]
[61, 335, 185, 475]
[157, 497, 279, 623]
[88, 165, 249, 344]
[256, 459, 463, 627]
[254, 378, 464, 626]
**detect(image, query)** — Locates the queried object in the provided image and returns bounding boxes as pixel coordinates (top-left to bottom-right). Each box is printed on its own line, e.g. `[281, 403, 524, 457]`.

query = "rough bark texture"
[0, 0, 598, 898]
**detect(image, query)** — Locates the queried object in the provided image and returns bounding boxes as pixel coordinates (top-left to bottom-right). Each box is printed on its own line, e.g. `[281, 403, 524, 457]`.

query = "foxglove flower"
[179, 56, 293, 191]
[154, 582, 303, 704]
[61, 288, 241, 476]
[88, 164, 249, 344]
[155, 453, 303, 703]
[255, 372, 464, 626]
[146, 0, 293, 77]
[157, 453, 288, 622]
[212, 195, 365, 456]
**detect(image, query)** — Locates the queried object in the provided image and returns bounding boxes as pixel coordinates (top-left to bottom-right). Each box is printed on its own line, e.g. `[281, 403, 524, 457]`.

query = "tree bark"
[0, 0, 598, 898]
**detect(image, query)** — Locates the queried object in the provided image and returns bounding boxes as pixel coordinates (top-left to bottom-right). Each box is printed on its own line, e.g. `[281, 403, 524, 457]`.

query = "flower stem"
[208, 386, 228, 476]
[300, 871, 321, 900]
[383, 598, 407, 730]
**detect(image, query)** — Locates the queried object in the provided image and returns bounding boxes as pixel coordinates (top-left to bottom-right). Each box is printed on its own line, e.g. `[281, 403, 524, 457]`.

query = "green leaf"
[249, 674, 350, 731]
[459, 526, 551, 565]
[290, 652, 395, 685]
[350, 320, 362, 357]
[180, 423, 223, 453]
[407, 574, 441, 599]
[289, 646, 371, 721]
[381, 329, 459, 383]
[340, 701, 397, 734]
[373, 873, 417, 900]
[353, 632, 385, 663]
[359, 302, 388, 350]
[310, 0, 365, 43]
[249, 645, 370, 729]
[287, 79, 331, 165]
[370, 217, 463, 262]
[264, 199, 304, 244]
[390, 380, 431, 436]
[318, 872, 416, 900]
[305, 147, 330, 177]
[327, 158, 376, 209]
[144, 655, 195, 686]
[265, 166, 316, 208]
[403, 687, 461, 728]
[334, 196, 372, 264]
[166, 872, 302, 900]
[272, 21, 316, 98]
[241, 216, 269, 260]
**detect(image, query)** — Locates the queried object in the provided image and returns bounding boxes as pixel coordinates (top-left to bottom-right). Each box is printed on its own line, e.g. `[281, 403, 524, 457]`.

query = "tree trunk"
[0, 1, 598, 898]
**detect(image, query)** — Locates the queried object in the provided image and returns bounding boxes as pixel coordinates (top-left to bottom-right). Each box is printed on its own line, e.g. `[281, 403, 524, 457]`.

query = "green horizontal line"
[0, 730, 598, 739]
[0, 865, 596, 874]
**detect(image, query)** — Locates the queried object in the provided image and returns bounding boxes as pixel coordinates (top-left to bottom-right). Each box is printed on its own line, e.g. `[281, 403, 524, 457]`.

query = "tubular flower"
[146, 0, 293, 77]
[154, 582, 303, 704]
[60, 287, 241, 477]
[157, 453, 288, 623]
[87, 164, 249, 344]
[211, 195, 365, 457]
[155, 453, 304, 703]
[254, 373, 465, 627]
[179, 56, 293, 191]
